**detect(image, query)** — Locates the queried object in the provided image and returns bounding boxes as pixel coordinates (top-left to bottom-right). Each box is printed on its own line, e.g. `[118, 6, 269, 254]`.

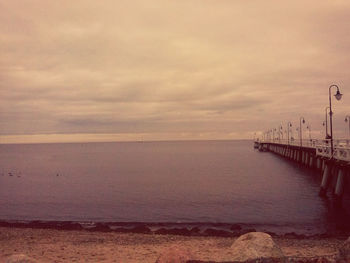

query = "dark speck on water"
[0, 140, 349, 236]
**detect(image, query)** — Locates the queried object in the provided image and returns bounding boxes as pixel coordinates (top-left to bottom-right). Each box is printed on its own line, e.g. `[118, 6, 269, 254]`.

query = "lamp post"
[329, 84, 343, 157]
[322, 106, 330, 139]
[299, 117, 305, 147]
[306, 123, 311, 140]
[287, 122, 292, 145]
[296, 127, 299, 144]
[345, 115, 350, 137]
[280, 125, 283, 140]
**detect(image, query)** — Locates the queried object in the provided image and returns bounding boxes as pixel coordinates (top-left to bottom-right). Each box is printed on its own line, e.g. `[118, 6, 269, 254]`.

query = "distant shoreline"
[0, 138, 251, 145]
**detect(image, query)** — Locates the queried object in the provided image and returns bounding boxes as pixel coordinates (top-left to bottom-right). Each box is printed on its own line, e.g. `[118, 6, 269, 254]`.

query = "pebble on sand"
[5, 254, 37, 263]
[155, 246, 193, 263]
[337, 236, 350, 261]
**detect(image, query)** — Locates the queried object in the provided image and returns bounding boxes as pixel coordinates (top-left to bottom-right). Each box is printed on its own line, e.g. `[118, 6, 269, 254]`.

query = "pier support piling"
[335, 168, 345, 203]
[319, 162, 332, 197]
[309, 155, 314, 168]
[316, 158, 321, 170]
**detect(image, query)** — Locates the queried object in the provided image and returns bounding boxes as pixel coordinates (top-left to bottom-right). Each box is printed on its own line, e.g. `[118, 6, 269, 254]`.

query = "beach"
[0, 227, 346, 262]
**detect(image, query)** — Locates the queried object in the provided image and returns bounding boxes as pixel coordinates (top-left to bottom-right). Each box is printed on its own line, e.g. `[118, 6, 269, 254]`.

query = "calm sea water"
[0, 140, 349, 234]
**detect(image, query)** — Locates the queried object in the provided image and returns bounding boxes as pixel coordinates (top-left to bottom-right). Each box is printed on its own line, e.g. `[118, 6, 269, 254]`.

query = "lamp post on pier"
[287, 122, 292, 145]
[296, 127, 299, 144]
[345, 115, 350, 137]
[299, 117, 305, 147]
[280, 125, 283, 140]
[322, 106, 330, 139]
[306, 123, 311, 140]
[328, 84, 343, 157]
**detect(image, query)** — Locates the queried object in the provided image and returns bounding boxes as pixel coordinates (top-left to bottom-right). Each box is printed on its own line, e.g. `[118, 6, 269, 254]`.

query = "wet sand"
[0, 227, 346, 262]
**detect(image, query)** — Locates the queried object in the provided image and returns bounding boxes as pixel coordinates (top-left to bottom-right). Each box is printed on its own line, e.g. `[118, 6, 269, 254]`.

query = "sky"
[1, 0, 350, 143]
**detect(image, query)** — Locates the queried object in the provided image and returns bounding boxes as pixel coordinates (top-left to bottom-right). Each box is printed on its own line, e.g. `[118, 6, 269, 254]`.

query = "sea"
[0, 140, 349, 236]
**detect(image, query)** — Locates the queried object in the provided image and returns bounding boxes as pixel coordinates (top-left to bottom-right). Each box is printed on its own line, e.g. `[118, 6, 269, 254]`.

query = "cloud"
[1, 0, 350, 142]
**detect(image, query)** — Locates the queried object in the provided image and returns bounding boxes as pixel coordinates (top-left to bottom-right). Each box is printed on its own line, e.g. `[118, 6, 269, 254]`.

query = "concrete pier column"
[319, 162, 332, 197]
[316, 157, 321, 170]
[294, 149, 297, 161]
[321, 159, 325, 171]
[301, 151, 305, 164]
[300, 151, 303, 163]
[330, 166, 339, 192]
[304, 152, 309, 166]
[309, 155, 314, 168]
[335, 168, 345, 201]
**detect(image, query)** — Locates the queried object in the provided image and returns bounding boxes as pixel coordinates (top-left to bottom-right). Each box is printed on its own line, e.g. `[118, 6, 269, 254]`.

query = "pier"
[254, 139, 350, 203]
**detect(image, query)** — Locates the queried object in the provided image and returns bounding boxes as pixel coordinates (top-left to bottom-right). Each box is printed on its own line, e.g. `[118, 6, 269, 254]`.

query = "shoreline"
[1, 220, 349, 240]
[0, 226, 347, 262]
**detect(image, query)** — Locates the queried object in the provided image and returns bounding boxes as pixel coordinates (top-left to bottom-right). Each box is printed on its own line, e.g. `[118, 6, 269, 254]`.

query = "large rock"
[337, 236, 350, 261]
[155, 246, 193, 263]
[5, 254, 37, 263]
[229, 232, 284, 262]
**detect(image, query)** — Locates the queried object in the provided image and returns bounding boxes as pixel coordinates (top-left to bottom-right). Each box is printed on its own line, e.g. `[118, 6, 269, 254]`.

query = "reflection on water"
[0, 140, 349, 234]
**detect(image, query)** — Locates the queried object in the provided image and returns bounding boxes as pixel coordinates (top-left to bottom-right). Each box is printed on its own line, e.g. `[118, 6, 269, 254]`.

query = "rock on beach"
[229, 232, 284, 262]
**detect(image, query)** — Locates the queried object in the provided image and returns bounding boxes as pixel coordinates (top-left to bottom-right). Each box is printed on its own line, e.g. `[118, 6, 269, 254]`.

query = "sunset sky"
[1, 0, 349, 143]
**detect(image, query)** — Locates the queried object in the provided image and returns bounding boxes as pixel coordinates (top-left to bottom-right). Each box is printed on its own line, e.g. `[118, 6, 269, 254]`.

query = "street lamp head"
[334, 90, 343, 101]
[346, 118, 348, 123]
[302, 119, 305, 124]
[322, 121, 325, 126]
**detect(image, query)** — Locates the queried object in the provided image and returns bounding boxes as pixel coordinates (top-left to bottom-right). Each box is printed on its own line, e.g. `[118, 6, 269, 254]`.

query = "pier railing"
[257, 138, 350, 162]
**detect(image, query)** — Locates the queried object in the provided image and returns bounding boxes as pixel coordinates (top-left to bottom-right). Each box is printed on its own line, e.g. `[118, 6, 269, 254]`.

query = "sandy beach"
[0, 227, 347, 262]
